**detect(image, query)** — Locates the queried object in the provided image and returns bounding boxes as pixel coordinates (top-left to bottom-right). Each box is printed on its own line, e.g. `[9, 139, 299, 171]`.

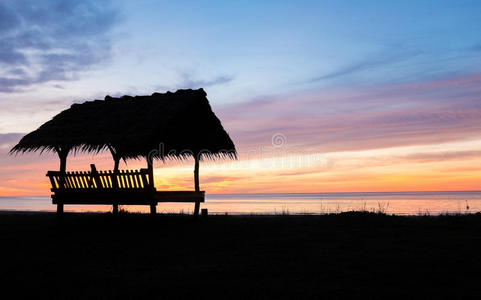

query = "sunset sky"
[1, 0, 481, 196]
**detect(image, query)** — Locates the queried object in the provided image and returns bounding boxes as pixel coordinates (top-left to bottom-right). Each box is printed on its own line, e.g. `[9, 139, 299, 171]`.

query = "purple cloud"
[218, 74, 481, 154]
[0, 0, 120, 93]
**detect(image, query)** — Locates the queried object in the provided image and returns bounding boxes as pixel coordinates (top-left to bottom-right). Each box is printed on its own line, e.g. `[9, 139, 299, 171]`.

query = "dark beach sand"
[1, 211, 481, 299]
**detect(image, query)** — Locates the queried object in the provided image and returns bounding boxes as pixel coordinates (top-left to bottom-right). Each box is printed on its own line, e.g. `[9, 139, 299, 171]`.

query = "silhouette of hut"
[10, 89, 236, 216]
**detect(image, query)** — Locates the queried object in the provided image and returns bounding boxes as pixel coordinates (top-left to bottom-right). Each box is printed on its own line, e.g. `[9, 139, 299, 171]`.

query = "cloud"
[178, 72, 234, 88]
[0, 0, 120, 93]
[219, 74, 481, 154]
[306, 40, 481, 87]
[200, 176, 242, 184]
[0, 133, 23, 150]
[309, 50, 419, 83]
[399, 150, 481, 163]
[470, 43, 481, 52]
[156, 72, 234, 91]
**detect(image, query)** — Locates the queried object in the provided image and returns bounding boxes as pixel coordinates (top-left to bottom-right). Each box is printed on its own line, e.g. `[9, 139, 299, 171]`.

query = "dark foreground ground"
[1, 211, 481, 299]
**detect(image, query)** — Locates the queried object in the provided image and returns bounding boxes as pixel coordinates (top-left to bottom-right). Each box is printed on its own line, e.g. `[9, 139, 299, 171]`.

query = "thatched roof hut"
[10, 88, 237, 163]
[11, 88, 235, 216]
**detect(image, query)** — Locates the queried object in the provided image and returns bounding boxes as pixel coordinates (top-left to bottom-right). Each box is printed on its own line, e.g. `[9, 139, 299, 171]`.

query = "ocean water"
[1, 191, 480, 215]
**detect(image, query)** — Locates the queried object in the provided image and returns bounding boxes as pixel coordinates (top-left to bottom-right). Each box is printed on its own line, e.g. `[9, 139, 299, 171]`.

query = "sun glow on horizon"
[2, 136, 480, 197]
[1, 1, 481, 198]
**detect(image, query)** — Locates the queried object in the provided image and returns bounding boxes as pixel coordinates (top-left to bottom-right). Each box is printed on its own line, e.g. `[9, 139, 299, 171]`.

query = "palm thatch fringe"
[10, 89, 237, 161]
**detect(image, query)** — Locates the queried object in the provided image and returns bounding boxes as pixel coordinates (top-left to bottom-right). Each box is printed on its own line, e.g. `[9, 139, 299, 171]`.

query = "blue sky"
[109, 0, 481, 97]
[1, 0, 481, 129]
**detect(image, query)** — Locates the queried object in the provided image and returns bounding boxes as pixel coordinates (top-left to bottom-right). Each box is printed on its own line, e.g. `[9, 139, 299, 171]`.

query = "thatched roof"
[10, 88, 236, 160]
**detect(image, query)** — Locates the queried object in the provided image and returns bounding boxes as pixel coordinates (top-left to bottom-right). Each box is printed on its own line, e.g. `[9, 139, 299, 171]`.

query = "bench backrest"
[46, 167, 154, 191]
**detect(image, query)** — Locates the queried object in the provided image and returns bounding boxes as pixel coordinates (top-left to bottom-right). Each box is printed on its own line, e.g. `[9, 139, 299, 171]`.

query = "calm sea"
[1, 191, 480, 215]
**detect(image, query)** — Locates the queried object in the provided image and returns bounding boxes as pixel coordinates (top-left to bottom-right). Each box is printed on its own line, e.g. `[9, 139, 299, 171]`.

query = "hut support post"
[146, 155, 154, 188]
[57, 202, 64, 215]
[56, 147, 69, 220]
[114, 158, 120, 172]
[59, 154, 67, 174]
[108, 145, 120, 215]
[144, 155, 156, 216]
[108, 145, 121, 172]
[193, 155, 200, 217]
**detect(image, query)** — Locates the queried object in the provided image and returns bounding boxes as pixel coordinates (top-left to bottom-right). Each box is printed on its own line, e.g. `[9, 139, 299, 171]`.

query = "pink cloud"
[218, 74, 481, 154]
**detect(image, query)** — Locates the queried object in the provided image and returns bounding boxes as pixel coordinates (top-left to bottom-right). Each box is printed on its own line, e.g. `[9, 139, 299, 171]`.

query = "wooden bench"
[46, 164, 204, 216]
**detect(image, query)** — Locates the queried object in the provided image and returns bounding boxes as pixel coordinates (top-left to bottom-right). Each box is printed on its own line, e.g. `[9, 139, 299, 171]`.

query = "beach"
[1, 211, 481, 299]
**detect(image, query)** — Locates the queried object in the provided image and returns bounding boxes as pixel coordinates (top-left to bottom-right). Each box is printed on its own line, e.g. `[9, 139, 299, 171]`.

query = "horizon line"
[2, 190, 481, 198]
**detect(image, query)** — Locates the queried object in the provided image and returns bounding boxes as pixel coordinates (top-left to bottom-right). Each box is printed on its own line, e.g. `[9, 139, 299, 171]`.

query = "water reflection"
[0, 191, 480, 215]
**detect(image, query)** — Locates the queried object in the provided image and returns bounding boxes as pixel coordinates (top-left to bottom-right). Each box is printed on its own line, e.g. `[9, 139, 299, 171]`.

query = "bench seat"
[52, 190, 205, 205]
[46, 165, 205, 216]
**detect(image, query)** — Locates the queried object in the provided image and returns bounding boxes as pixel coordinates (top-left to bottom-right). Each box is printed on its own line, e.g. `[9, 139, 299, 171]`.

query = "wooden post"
[57, 202, 64, 214]
[108, 145, 120, 172]
[56, 147, 69, 220]
[193, 155, 200, 217]
[89, 164, 101, 188]
[59, 153, 67, 175]
[108, 145, 120, 214]
[146, 155, 154, 188]
[114, 157, 120, 172]
[113, 158, 119, 213]
[147, 156, 156, 217]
